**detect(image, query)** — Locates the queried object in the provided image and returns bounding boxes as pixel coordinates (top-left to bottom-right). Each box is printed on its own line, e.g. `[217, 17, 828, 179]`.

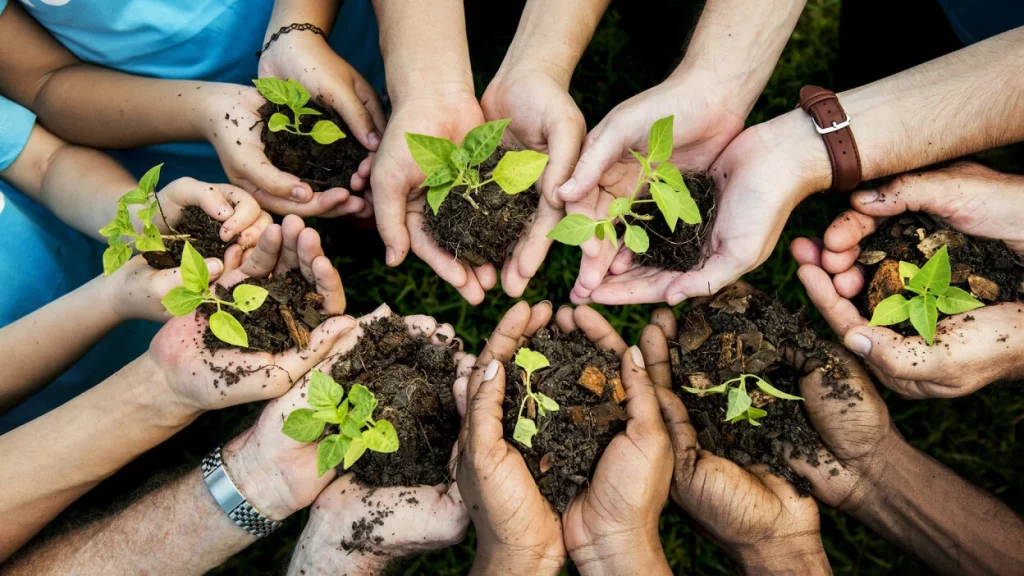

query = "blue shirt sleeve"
[0, 95, 36, 172]
[0, 1, 7, 15]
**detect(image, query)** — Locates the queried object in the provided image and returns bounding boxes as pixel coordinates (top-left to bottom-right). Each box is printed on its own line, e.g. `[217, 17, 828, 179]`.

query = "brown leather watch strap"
[798, 85, 862, 193]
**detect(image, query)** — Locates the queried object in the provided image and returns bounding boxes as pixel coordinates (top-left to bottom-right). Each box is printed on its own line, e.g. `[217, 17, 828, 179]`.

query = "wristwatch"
[201, 446, 282, 538]
[797, 85, 863, 193]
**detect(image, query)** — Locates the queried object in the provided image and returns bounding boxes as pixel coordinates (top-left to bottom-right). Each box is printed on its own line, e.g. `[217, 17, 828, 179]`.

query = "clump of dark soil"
[856, 213, 1023, 336]
[201, 270, 328, 353]
[332, 316, 460, 487]
[502, 327, 626, 512]
[144, 206, 231, 269]
[258, 98, 368, 192]
[668, 285, 854, 494]
[627, 172, 716, 271]
[424, 151, 539, 267]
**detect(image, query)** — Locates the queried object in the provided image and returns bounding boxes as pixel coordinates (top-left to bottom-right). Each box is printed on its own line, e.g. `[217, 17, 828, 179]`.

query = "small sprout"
[99, 164, 191, 275]
[281, 370, 399, 476]
[682, 373, 802, 427]
[512, 348, 559, 448]
[405, 120, 550, 215]
[869, 245, 984, 345]
[547, 115, 701, 254]
[253, 78, 346, 145]
[160, 242, 269, 347]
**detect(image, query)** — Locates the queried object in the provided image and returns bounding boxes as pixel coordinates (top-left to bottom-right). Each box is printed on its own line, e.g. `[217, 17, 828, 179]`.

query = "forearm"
[0, 355, 197, 559]
[571, 532, 671, 576]
[264, 0, 340, 38]
[3, 469, 254, 575]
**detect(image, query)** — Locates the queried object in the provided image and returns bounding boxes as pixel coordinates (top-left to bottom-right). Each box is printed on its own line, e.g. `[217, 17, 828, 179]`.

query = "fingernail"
[385, 247, 397, 266]
[205, 258, 223, 275]
[372, 303, 389, 316]
[291, 186, 311, 202]
[857, 190, 879, 204]
[483, 359, 500, 381]
[539, 300, 552, 309]
[629, 346, 645, 368]
[558, 178, 577, 197]
[845, 333, 872, 356]
[368, 131, 381, 147]
[667, 291, 687, 306]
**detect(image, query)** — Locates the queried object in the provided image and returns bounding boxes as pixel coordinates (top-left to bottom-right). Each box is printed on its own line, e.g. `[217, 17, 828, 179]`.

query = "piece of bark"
[858, 250, 887, 265]
[539, 453, 554, 474]
[280, 304, 310, 349]
[608, 376, 626, 404]
[867, 260, 904, 313]
[577, 366, 607, 397]
[951, 263, 973, 284]
[968, 275, 1001, 301]
[679, 314, 713, 352]
[303, 292, 325, 307]
[750, 390, 775, 408]
[685, 373, 717, 395]
[917, 229, 966, 258]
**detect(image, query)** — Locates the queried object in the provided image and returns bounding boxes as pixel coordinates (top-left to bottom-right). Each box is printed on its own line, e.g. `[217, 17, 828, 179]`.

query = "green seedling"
[281, 369, 399, 476]
[99, 164, 189, 275]
[547, 115, 700, 254]
[869, 245, 984, 345]
[160, 241, 269, 348]
[405, 119, 549, 214]
[511, 348, 560, 448]
[252, 77, 346, 145]
[682, 373, 802, 427]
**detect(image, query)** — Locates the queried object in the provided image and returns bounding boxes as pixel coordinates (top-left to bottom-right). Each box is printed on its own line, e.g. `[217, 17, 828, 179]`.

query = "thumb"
[466, 360, 508, 454]
[558, 122, 627, 203]
[323, 76, 381, 152]
[842, 325, 937, 399]
[540, 117, 585, 206]
[850, 167, 975, 220]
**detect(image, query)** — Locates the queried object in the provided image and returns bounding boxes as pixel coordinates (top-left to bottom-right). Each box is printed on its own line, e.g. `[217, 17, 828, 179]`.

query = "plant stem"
[462, 190, 479, 209]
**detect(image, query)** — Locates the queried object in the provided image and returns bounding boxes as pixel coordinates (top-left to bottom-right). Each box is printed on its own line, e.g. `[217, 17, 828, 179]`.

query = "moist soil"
[424, 151, 539, 267]
[258, 99, 367, 192]
[856, 213, 1023, 336]
[143, 206, 231, 269]
[627, 172, 716, 272]
[201, 270, 328, 354]
[668, 285, 855, 494]
[331, 315, 460, 487]
[502, 327, 626, 512]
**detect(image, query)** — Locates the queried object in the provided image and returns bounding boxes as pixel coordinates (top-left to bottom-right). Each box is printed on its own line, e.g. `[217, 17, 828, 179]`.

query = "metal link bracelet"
[201, 446, 282, 538]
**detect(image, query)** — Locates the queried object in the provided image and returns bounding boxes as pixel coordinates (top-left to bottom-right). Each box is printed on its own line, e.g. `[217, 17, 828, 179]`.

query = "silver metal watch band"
[201, 446, 282, 538]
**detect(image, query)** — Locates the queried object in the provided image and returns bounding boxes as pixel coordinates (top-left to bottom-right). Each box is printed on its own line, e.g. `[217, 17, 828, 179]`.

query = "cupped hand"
[156, 177, 271, 251]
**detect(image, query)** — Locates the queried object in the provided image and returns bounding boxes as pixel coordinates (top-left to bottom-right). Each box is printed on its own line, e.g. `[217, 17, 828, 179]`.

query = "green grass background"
[60, 1, 1022, 573]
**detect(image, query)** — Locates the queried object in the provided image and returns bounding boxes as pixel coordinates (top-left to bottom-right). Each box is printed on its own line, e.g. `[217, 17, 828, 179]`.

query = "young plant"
[547, 115, 700, 254]
[252, 77, 346, 145]
[405, 119, 549, 214]
[99, 164, 188, 275]
[160, 242, 269, 348]
[511, 348, 560, 448]
[869, 245, 984, 345]
[281, 369, 400, 477]
[682, 373, 802, 427]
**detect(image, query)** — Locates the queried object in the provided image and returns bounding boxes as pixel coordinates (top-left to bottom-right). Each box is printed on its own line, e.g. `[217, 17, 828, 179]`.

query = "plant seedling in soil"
[511, 348, 560, 448]
[252, 78, 346, 145]
[869, 245, 984, 345]
[683, 373, 803, 426]
[281, 369, 400, 477]
[160, 241, 269, 347]
[547, 115, 700, 254]
[405, 119, 549, 215]
[99, 164, 191, 275]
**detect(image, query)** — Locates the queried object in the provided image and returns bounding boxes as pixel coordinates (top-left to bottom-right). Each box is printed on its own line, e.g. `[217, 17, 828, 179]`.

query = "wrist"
[571, 530, 670, 576]
[846, 428, 917, 519]
[221, 429, 300, 521]
[473, 542, 565, 575]
[128, 353, 201, 430]
[753, 109, 834, 201]
[732, 536, 831, 575]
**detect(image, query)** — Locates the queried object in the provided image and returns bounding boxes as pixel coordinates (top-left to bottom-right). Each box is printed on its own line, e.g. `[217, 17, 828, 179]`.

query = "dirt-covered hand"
[481, 69, 586, 298]
[792, 238, 1024, 398]
[156, 177, 271, 251]
[371, 95, 499, 304]
[562, 347, 674, 576]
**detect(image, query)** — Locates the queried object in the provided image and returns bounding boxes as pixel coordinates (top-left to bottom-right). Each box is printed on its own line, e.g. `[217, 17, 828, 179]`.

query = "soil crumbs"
[332, 315, 460, 487]
[424, 151, 538, 268]
[629, 172, 716, 272]
[202, 270, 328, 354]
[258, 99, 367, 192]
[669, 285, 855, 494]
[144, 206, 230, 269]
[502, 327, 626, 512]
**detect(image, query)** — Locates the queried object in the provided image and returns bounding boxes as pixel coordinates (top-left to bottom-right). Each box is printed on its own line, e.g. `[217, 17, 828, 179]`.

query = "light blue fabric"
[936, 0, 1024, 46]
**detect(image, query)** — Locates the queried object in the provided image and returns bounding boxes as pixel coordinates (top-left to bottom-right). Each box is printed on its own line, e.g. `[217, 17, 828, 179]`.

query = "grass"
[56, 1, 1023, 574]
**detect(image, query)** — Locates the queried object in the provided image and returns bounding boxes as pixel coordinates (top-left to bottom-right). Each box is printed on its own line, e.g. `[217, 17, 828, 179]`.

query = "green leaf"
[137, 163, 163, 194]
[308, 369, 343, 411]
[121, 187, 150, 206]
[936, 286, 984, 315]
[608, 197, 632, 219]
[595, 222, 605, 241]
[752, 376, 803, 401]
[101, 202, 133, 239]
[405, 133, 458, 175]
[677, 189, 702, 225]
[232, 285, 268, 313]
[252, 78, 292, 105]
[209, 310, 248, 347]
[284, 78, 310, 107]
[909, 295, 938, 345]
[654, 162, 686, 192]
[648, 115, 674, 163]
[649, 182, 681, 232]
[312, 408, 345, 424]
[340, 416, 363, 439]
[334, 399, 349, 423]
[180, 241, 209, 293]
[310, 120, 346, 145]
[268, 113, 291, 132]
[295, 107, 321, 117]
[282, 409, 326, 442]
[604, 221, 618, 248]
[869, 294, 911, 326]
[137, 207, 156, 227]
[514, 348, 550, 376]
[724, 386, 752, 421]
[493, 150, 549, 194]
[535, 393, 560, 415]
[908, 245, 950, 295]
[745, 407, 768, 425]
[623, 224, 650, 254]
[512, 417, 538, 448]
[899, 261, 921, 286]
[450, 147, 471, 169]
[423, 166, 455, 187]
[547, 214, 597, 246]
[134, 224, 166, 252]
[343, 437, 368, 469]
[427, 182, 454, 215]
[102, 242, 132, 276]
[681, 382, 729, 395]
[317, 434, 349, 476]
[161, 286, 203, 316]
[98, 219, 123, 240]
[347, 384, 378, 423]
[461, 119, 510, 165]
[629, 149, 651, 176]
[362, 420, 400, 453]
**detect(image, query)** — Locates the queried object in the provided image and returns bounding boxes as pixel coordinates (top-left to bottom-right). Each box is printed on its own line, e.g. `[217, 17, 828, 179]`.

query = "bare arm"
[500, 0, 611, 86]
